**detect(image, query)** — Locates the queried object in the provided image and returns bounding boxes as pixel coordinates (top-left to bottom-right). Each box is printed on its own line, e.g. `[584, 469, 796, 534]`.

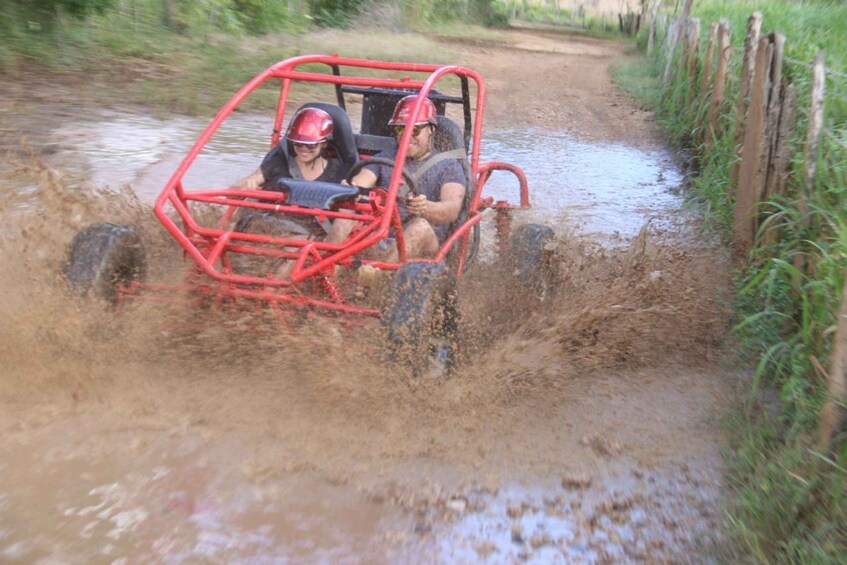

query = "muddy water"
[0, 109, 728, 563]
[482, 129, 683, 239]
[43, 110, 683, 241]
[1, 421, 413, 562]
[48, 110, 275, 201]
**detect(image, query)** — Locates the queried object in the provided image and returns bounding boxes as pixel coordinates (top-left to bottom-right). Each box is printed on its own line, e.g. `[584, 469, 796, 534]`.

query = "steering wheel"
[346, 157, 418, 198]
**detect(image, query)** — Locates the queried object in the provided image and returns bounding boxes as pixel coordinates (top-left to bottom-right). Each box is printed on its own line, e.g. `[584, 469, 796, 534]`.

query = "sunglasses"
[392, 124, 429, 138]
[292, 141, 320, 149]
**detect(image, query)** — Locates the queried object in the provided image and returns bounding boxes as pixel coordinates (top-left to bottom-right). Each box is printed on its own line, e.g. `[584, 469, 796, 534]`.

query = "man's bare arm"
[347, 168, 378, 188]
[407, 182, 465, 224]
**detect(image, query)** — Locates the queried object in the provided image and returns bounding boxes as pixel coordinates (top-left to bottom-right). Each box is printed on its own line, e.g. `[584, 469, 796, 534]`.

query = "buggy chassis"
[110, 54, 535, 318]
[65, 53, 560, 374]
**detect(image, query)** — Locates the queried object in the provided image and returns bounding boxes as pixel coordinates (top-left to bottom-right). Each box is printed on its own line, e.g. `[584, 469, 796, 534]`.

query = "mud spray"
[1, 148, 731, 560]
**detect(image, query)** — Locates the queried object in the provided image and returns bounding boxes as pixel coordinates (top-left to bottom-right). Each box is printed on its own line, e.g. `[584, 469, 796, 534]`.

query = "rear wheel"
[506, 223, 558, 303]
[383, 262, 459, 378]
[63, 222, 146, 304]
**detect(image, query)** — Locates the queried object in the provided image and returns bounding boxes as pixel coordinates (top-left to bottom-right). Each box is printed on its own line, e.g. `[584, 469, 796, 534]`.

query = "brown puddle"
[0, 423, 412, 562]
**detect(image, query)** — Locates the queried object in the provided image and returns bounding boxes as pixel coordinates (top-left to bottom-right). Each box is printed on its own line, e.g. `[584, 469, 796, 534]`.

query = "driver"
[326, 95, 466, 260]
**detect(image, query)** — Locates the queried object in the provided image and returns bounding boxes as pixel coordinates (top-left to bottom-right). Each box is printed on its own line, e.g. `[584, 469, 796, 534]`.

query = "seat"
[430, 116, 479, 268]
[352, 89, 453, 156]
[433, 115, 469, 155]
[432, 116, 472, 229]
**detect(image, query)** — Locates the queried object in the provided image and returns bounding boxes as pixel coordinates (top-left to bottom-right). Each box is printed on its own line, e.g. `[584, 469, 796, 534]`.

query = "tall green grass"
[616, 0, 847, 560]
[0, 1, 517, 114]
[0, 4, 476, 114]
[498, 0, 627, 34]
[692, 0, 847, 73]
[497, 0, 571, 25]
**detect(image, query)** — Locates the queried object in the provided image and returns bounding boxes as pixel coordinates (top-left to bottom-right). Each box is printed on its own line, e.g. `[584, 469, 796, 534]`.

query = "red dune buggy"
[64, 55, 556, 375]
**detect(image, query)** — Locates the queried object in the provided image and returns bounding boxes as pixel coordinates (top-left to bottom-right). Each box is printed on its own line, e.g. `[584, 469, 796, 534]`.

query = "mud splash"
[0, 108, 729, 562]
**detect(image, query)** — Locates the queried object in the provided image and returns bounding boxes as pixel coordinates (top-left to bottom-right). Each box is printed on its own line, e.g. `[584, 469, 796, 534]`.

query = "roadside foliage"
[631, 0, 847, 561]
[0, 1, 514, 113]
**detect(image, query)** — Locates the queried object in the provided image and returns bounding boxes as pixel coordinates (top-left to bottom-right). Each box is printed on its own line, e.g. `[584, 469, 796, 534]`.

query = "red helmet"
[286, 108, 333, 144]
[388, 95, 437, 127]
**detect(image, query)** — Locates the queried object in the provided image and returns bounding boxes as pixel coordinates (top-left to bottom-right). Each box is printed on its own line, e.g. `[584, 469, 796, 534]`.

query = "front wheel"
[63, 222, 146, 304]
[506, 223, 558, 303]
[383, 262, 459, 378]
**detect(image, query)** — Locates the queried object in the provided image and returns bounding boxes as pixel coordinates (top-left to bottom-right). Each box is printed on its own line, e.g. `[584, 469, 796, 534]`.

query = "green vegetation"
[0, 0, 636, 114]
[611, 54, 661, 112]
[496, 0, 625, 33]
[309, 0, 370, 28]
[0, 0, 514, 114]
[615, 0, 847, 561]
[498, 0, 570, 25]
[409, 0, 509, 27]
[0, 0, 630, 105]
[691, 0, 847, 72]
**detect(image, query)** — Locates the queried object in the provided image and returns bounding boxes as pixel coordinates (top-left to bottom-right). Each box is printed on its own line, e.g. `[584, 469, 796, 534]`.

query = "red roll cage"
[147, 55, 529, 317]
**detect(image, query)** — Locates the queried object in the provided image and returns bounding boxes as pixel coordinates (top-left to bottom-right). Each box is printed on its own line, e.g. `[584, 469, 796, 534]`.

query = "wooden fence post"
[647, 1, 664, 57]
[704, 19, 731, 151]
[767, 84, 798, 200]
[733, 35, 773, 254]
[685, 18, 702, 111]
[759, 33, 797, 247]
[658, 13, 670, 45]
[695, 21, 719, 146]
[663, 0, 695, 83]
[762, 33, 786, 199]
[761, 83, 798, 247]
[820, 271, 847, 454]
[729, 12, 764, 192]
[803, 51, 826, 207]
[648, 18, 657, 56]
[700, 22, 719, 100]
[792, 52, 827, 290]
[663, 17, 682, 82]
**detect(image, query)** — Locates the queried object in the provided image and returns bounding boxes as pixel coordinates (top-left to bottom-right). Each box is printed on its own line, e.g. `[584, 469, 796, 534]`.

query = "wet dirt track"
[0, 29, 731, 562]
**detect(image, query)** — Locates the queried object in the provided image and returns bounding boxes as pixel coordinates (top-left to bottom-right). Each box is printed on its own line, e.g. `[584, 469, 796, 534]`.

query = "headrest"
[433, 116, 467, 154]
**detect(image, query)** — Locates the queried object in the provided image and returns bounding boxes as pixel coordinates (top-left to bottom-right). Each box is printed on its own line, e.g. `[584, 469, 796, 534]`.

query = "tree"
[307, 0, 369, 27]
[9, 0, 114, 31]
[25, 0, 115, 20]
[470, 0, 491, 21]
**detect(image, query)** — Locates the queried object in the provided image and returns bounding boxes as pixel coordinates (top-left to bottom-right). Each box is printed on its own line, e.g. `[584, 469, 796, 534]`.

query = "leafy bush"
[18, 0, 115, 23]
[403, 0, 509, 27]
[230, 0, 293, 34]
[308, 0, 370, 27]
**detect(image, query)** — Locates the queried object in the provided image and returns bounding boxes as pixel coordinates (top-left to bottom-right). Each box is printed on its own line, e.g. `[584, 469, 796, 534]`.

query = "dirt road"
[0, 29, 730, 562]
[456, 29, 658, 144]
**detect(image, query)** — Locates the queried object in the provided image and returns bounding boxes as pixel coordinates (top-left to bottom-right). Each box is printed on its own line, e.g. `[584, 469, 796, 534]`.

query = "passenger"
[326, 95, 466, 260]
[233, 107, 346, 189]
[232, 107, 347, 240]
